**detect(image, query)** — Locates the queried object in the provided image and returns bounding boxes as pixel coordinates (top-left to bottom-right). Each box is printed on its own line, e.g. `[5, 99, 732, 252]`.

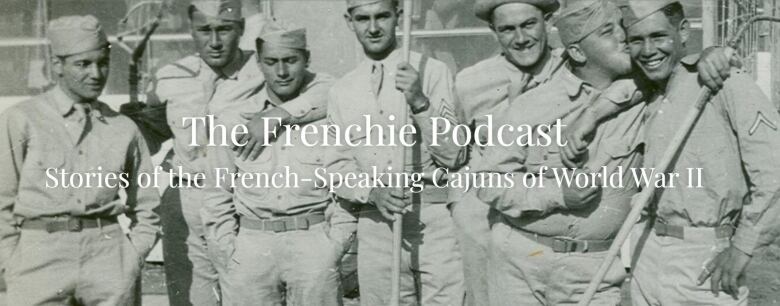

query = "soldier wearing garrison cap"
[449, 1, 565, 304]
[471, 1, 643, 304]
[202, 20, 352, 305]
[620, 1, 780, 305]
[325, 0, 466, 305]
[0, 15, 160, 306]
[119, 1, 330, 304]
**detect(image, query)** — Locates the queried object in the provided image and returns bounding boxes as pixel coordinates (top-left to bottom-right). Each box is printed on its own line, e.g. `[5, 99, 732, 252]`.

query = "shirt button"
[277, 195, 282, 200]
[78, 150, 83, 155]
[543, 155, 548, 161]
[379, 110, 384, 115]
[77, 199, 82, 204]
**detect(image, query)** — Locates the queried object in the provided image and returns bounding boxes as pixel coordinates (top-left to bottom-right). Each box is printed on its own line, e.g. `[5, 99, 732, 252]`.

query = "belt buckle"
[271, 220, 286, 233]
[551, 238, 575, 253]
[297, 218, 310, 230]
[45, 222, 58, 233]
[654, 223, 668, 237]
[68, 219, 83, 232]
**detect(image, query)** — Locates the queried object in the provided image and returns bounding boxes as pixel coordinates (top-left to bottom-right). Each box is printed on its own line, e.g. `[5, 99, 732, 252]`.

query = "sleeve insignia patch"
[749, 111, 777, 135]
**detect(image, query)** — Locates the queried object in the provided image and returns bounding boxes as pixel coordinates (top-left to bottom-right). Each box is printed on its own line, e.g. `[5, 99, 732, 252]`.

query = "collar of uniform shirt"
[47, 84, 105, 123]
[364, 47, 403, 74]
[559, 64, 597, 98]
[500, 47, 562, 82]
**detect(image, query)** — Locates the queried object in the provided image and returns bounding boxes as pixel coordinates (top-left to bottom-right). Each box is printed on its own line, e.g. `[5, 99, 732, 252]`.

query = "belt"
[240, 214, 325, 233]
[653, 222, 734, 240]
[20, 216, 118, 233]
[515, 227, 613, 253]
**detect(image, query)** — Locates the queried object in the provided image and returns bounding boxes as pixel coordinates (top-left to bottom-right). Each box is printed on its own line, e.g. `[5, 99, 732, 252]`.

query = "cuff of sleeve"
[355, 187, 372, 204]
[278, 97, 314, 120]
[732, 225, 761, 256]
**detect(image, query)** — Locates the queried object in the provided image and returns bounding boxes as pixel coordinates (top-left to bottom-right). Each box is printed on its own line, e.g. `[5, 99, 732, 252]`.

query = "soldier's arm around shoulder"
[721, 72, 780, 255]
[275, 72, 335, 125]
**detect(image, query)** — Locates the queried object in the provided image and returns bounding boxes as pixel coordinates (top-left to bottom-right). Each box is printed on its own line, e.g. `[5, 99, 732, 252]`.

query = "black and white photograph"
[1, 0, 779, 305]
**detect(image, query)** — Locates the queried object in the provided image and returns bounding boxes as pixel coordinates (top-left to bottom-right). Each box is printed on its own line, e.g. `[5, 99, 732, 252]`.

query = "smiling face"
[627, 11, 688, 86]
[258, 43, 309, 102]
[490, 3, 549, 69]
[345, 1, 399, 60]
[53, 48, 110, 102]
[577, 15, 632, 79]
[190, 9, 244, 69]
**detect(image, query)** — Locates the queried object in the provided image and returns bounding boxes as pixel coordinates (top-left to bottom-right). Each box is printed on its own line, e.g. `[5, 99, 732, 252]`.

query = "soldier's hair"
[346, 0, 400, 15]
[254, 39, 311, 61]
[661, 2, 685, 26]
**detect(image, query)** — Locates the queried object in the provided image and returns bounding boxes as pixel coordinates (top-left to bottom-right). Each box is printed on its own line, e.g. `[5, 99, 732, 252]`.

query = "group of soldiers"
[0, 0, 778, 305]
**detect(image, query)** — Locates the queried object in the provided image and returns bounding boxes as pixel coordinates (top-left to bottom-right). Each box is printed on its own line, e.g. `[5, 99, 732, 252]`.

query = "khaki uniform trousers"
[450, 190, 497, 306]
[5, 223, 141, 306]
[160, 185, 221, 306]
[488, 220, 627, 306]
[630, 222, 749, 306]
[357, 203, 465, 306]
[221, 222, 344, 306]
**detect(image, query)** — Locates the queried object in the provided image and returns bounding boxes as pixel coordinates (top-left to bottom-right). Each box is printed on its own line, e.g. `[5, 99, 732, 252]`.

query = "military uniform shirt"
[135, 51, 325, 174]
[644, 54, 780, 255]
[474, 67, 645, 240]
[202, 73, 358, 253]
[204, 73, 336, 219]
[0, 85, 161, 260]
[325, 49, 464, 203]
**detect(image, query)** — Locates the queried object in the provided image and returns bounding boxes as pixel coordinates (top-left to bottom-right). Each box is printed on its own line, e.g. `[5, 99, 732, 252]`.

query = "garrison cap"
[474, 0, 560, 22]
[48, 15, 109, 56]
[190, 0, 242, 21]
[258, 21, 307, 50]
[620, 0, 679, 28]
[554, 0, 621, 46]
[346, 0, 388, 10]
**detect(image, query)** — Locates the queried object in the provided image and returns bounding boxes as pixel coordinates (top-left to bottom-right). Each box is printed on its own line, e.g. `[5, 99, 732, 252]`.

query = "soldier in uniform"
[120, 1, 330, 304]
[0, 15, 160, 306]
[621, 1, 780, 304]
[324, 0, 466, 305]
[202, 21, 355, 305]
[472, 1, 646, 304]
[451, 1, 563, 304]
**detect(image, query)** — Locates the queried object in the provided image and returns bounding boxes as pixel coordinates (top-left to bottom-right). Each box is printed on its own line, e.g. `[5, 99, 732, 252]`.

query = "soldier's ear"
[344, 13, 356, 32]
[677, 18, 690, 45]
[237, 19, 245, 36]
[51, 56, 64, 77]
[566, 44, 586, 65]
